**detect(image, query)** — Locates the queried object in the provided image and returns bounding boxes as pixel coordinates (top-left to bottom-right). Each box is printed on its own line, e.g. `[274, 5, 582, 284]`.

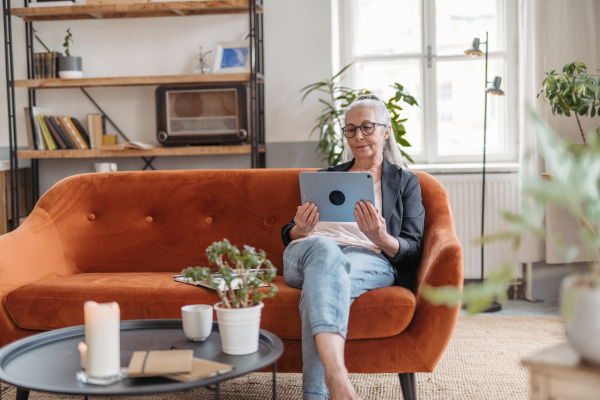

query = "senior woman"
[281, 94, 425, 400]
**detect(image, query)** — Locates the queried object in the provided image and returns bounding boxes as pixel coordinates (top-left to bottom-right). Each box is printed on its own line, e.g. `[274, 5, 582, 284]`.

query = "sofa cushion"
[5, 273, 416, 340]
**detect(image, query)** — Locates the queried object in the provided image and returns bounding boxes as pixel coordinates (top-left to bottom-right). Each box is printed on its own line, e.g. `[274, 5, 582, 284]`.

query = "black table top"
[0, 319, 283, 396]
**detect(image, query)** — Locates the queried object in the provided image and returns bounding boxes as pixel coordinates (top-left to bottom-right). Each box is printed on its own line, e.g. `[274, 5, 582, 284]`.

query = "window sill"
[410, 163, 519, 175]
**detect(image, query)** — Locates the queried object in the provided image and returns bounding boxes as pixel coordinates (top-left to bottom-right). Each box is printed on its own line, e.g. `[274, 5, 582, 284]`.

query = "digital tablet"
[299, 171, 375, 222]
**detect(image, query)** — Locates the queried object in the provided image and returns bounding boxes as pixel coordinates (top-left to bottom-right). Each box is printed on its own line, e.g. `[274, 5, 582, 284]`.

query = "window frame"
[336, 0, 519, 165]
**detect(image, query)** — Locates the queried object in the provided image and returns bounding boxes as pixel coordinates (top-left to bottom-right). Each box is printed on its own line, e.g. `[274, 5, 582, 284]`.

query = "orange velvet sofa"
[0, 168, 462, 398]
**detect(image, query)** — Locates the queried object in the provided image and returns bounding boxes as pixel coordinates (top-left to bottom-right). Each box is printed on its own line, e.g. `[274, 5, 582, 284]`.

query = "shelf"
[13, 73, 263, 89]
[10, 0, 262, 22]
[17, 144, 264, 159]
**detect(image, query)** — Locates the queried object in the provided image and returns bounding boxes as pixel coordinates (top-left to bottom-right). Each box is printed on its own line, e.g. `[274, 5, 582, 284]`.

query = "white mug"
[94, 162, 117, 173]
[181, 304, 213, 341]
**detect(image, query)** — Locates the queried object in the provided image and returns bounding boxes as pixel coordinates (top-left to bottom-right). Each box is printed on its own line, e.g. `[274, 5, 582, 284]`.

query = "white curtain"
[517, 0, 600, 264]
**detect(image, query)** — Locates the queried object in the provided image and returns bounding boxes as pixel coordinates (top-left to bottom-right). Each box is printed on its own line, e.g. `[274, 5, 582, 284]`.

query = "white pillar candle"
[84, 301, 120, 378]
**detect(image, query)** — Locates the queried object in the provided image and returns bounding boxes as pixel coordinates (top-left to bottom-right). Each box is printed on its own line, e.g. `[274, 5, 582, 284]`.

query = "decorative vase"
[58, 56, 83, 79]
[215, 302, 263, 355]
[560, 273, 600, 365]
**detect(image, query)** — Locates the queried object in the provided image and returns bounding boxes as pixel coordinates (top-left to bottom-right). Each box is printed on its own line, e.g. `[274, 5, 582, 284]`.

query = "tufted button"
[265, 216, 275, 226]
[205, 217, 213, 224]
[87, 214, 96, 221]
[145, 216, 154, 223]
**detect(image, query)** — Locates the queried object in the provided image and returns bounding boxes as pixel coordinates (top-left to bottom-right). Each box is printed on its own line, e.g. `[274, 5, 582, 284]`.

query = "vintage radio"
[155, 84, 249, 146]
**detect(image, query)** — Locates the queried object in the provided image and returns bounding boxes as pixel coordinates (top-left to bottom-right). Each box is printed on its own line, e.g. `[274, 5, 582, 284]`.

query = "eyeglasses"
[341, 121, 386, 138]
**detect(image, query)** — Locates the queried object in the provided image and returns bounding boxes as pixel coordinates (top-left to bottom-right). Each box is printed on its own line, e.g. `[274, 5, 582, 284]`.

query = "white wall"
[0, 0, 332, 185]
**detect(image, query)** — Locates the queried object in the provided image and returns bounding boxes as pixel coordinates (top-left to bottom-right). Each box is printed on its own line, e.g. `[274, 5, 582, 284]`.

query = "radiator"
[431, 173, 520, 280]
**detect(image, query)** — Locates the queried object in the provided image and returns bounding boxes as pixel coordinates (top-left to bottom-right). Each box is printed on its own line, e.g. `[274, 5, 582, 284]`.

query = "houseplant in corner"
[300, 63, 419, 166]
[181, 239, 278, 355]
[538, 61, 600, 145]
[58, 28, 83, 79]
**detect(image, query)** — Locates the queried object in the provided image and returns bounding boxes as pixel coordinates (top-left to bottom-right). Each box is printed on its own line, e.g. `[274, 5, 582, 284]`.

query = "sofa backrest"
[32, 168, 451, 278]
[34, 169, 308, 275]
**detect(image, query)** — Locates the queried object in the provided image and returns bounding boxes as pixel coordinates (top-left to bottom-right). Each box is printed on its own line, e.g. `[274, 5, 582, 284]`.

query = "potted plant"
[422, 110, 600, 365]
[300, 63, 419, 166]
[181, 239, 278, 355]
[538, 61, 600, 144]
[58, 28, 83, 79]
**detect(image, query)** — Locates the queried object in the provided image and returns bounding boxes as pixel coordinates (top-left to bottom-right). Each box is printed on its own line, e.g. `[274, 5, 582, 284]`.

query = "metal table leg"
[272, 362, 277, 400]
[15, 387, 29, 400]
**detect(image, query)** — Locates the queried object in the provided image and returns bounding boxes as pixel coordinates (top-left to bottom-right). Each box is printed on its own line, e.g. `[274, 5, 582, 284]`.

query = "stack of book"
[24, 107, 91, 150]
[33, 52, 61, 79]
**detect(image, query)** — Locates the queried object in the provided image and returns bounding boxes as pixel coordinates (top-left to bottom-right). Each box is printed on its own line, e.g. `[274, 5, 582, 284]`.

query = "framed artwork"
[213, 40, 250, 73]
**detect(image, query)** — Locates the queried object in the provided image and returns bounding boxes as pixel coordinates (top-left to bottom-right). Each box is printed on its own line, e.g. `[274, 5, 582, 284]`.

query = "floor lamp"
[465, 32, 505, 313]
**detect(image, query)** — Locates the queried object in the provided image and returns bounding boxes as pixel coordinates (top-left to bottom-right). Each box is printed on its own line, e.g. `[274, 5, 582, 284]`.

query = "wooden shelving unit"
[3, 0, 265, 230]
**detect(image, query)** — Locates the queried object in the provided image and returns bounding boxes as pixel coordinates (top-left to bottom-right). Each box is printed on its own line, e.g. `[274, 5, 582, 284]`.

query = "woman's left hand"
[355, 201, 400, 257]
[354, 201, 387, 244]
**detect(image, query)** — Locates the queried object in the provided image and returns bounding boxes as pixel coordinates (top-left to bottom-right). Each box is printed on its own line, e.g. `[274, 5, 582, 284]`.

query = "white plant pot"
[215, 302, 263, 355]
[58, 56, 83, 79]
[561, 274, 600, 365]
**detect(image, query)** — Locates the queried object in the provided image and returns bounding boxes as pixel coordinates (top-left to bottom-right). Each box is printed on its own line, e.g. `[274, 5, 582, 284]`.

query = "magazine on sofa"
[173, 270, 268, 291]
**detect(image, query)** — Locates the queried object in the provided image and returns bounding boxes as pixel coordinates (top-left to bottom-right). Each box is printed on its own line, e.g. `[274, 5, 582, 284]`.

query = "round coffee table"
[0, 319, 283, 399]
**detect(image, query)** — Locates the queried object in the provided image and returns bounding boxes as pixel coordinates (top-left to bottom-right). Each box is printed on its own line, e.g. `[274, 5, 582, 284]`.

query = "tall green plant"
[301, 64, 419, 166]
[538, 61, 600, 144]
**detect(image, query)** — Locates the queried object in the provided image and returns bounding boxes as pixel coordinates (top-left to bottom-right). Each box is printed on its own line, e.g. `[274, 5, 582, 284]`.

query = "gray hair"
[341, 94, 404, 166]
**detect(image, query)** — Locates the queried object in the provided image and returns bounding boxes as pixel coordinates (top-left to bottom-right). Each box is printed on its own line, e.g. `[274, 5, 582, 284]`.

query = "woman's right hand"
[290, 202, 320, 239]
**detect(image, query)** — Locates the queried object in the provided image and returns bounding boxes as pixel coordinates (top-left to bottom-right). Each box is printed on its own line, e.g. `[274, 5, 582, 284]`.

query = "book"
[23, 107, 36, 150]
[88, 113, 104, 149]
[43, 52, 53, 79]
[123, 140, 155, 149]
[48, 117, 74, 149]
[30, 106, 48, 150]
[57, 116, 86, 149]
[43, 115, 67, 149]
[127, 349, 193, 378]
[70, 117, 91, 148]
[33, 53, 43, 79]
[36, 114, 58, 150]
[163, 358, 234, 382]
[67, 117, 89, 149]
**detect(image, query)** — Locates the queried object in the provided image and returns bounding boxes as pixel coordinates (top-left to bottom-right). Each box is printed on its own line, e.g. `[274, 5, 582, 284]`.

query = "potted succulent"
[181, 239, 278, 355]
[58, 28, 83, 79]
[537, 61, 600, 145]
[300, 63, 419, 166]
[422, 110, 600, 364]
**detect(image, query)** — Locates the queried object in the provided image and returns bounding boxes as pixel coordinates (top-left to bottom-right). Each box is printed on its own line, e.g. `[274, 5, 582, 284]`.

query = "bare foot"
[325, 369, 362, 400]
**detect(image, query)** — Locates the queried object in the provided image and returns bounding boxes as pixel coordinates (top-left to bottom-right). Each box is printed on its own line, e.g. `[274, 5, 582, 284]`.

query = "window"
[338, 0, 517, 164]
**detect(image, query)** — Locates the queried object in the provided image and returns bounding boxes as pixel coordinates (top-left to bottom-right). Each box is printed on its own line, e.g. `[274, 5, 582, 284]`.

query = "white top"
[291, 181, 383, 252]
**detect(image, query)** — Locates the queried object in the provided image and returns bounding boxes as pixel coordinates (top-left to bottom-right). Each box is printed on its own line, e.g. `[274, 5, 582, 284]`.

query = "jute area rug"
[0, 316, 565, 400]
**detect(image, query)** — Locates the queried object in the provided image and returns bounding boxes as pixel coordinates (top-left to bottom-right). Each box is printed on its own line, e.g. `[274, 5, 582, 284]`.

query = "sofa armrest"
[404, 225, 464, 370]
[0, 207, 69, 345]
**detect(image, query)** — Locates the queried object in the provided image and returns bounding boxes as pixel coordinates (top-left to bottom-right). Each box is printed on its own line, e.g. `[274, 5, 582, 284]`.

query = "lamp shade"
[464, 38, 484, 56]
[485, 76, 505, 95]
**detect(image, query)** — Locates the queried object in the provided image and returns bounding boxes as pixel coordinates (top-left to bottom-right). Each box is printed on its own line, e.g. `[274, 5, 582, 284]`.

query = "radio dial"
[157, 131, 168, 142]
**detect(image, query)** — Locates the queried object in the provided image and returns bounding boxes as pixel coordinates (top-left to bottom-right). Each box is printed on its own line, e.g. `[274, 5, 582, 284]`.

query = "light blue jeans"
[283, 237, 396, 400]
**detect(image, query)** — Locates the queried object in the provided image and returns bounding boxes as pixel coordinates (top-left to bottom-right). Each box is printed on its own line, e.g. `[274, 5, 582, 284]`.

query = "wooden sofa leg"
[398, 372, 416, 400]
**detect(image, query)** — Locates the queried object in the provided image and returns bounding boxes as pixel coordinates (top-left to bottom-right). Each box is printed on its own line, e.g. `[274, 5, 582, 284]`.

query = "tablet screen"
[299, 171, 375, 222]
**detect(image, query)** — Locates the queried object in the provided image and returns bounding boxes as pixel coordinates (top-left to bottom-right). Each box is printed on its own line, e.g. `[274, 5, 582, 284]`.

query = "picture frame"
[213, 40, 250, 73]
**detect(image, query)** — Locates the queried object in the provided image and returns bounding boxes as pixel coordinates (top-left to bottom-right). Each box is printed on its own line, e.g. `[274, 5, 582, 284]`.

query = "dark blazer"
[281, 157, 425, 290]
